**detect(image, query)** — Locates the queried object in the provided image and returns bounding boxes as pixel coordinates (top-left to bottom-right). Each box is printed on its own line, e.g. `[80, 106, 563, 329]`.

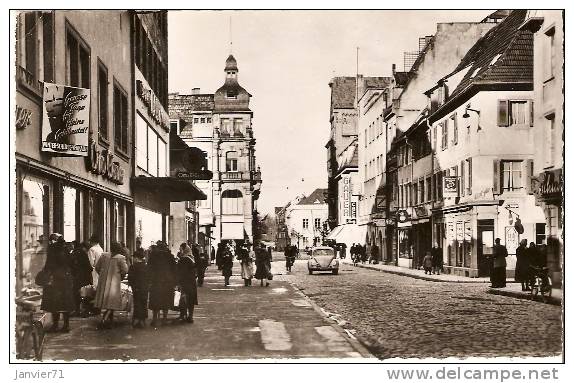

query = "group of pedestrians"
[36, 232, 211, 332]
[514, 239, 547, 291]
[221, 240, 273, 287]
[350, 243, 367, 265]
[422, 244, 444, 275]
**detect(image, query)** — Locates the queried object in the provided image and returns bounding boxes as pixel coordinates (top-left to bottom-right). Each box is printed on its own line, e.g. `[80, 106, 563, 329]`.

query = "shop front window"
[63, 186, 77, 242]
[135, 206, 163, 249]
[398, 229, 411, 259]
[115, 201, 126, 245]
[21, 178, 51, 288]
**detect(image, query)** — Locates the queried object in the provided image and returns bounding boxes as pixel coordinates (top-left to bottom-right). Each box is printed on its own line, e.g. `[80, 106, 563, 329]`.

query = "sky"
[168, 10, 492, 215]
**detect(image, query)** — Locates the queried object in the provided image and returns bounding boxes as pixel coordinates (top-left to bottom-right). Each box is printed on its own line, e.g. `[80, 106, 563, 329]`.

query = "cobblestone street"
[272, 254, 563, 360]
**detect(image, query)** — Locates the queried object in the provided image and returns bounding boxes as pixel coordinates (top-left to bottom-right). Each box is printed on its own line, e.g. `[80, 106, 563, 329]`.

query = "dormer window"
[226, 70, 237, 79]
[226, 90, 237, 99]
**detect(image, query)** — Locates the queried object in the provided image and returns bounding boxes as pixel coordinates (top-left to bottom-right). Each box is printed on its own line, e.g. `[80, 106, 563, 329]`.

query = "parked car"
[307, 246, 339, 275]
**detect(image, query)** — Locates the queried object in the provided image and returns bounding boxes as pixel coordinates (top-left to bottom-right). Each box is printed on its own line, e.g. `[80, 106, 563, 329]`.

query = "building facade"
[521, 10, 564, 287]
[169, 55, 262, 248]
[419, 10, 544, 277]
[15, 11, 135, 292]
[285, 189, 328, 249]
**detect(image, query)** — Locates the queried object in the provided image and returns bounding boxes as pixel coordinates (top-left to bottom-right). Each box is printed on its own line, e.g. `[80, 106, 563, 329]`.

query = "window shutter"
[460, 160, 465, 196]
[528, 100, 534, 127]
[497, 100, 509, 127]
[525, 159, 534, 194]
[493, 159, 501, 194]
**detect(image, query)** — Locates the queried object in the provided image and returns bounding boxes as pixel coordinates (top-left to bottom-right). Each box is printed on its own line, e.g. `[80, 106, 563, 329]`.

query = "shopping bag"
[173, 290, 181, 309]
[120, 283, 133, 312]
[80, 284, 96, 298]
[35, 269, 53, 287]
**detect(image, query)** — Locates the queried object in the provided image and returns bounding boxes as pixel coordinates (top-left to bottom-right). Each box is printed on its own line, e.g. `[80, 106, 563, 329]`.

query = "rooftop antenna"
[356, 46, 360, 108]
[229, 15, 233, 54]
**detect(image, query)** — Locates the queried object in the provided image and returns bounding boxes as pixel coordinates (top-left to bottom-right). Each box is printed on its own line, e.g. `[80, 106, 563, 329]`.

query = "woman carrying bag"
[40, 233, 75, 333]
[176, 243, 198, 323]
[94, 241, 128, 329]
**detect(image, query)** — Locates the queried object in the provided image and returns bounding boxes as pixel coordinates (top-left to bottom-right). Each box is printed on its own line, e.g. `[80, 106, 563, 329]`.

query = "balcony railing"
[221, 171, 244, 180]
[16, 65, 43, 98]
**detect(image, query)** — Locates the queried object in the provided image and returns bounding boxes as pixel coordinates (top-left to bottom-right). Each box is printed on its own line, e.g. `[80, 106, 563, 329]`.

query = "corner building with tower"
[169, 55, 262, 248]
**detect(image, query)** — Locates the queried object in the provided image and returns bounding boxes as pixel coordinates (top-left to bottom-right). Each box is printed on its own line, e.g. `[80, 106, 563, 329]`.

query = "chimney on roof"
[191, 88, 200, 95]
[392, 64, 396, 75]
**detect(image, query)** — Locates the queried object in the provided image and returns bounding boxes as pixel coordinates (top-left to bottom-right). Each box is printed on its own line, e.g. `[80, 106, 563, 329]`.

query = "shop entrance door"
[477, 219, 494, 277]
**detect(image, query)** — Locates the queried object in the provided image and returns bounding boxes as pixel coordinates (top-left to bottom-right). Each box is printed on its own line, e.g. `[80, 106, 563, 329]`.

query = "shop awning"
[131, 176, 207, 202]
[327, 224, 368, 246]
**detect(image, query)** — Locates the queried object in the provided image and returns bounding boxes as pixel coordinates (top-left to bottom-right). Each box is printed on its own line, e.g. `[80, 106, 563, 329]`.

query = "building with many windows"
[521, 10, 564, 287]
[285, 189, 328, 249]
[169, 55, 262, 248]
[417, 10, 544, 277]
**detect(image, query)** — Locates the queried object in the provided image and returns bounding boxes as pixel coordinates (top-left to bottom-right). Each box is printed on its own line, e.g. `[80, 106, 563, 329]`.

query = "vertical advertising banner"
[41, 83, 90, 156]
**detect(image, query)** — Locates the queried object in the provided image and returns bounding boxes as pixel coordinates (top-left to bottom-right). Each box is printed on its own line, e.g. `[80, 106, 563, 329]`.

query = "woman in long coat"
[94, 241, 128, 329]
[254, 243, 272, 287]
[515, 239, 530, 291]
[219, 242, 234, 286]
[70, 241, 93, 316]
[127, 248, 149, 328]
[148, 241, 176, 327]
[237, 243, 254, 286]
[176, 243, 198, 323]
[41, 234, 75, 332]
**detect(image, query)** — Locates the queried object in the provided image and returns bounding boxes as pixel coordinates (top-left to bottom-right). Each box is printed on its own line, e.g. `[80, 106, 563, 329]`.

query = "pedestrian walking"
[69, 241, 93, 316]
[148, 241, 177, 328]
[491, 238, 508, 288]
[340, 243, 347, 259]
[237, 242, 255, 286]
[255, 243, 272, 287]
[422, 251, 433, 274]
[40, 233, 75, 333]
[87, 235, 103, 292]
[431, 243, 443, 275]
[360, 245, 368, 264]
[210, 245, 216, 265]
[127, 246, 149, 328]
[370, 243, 380, 264]
[192, 242, 208, 287]
[176, 243, 198, 323]
[94, 241, 128, 329]
[285, 245, 296, 272]
[515, 239, 531, 291]
[218, 241, 234, 286]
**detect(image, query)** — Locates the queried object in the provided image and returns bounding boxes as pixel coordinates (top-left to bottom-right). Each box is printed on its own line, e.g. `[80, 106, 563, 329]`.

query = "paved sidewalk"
[341, 259, 494, 283]
[41, 264, 373, 361]
[487, 284, 563, 306]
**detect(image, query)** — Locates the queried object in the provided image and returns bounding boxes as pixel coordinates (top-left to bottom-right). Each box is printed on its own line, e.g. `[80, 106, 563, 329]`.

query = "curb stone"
[287, 283, 377, 360]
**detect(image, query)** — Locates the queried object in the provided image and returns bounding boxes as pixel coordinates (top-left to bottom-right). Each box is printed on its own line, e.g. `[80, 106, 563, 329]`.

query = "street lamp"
[462, 104, 480, 119]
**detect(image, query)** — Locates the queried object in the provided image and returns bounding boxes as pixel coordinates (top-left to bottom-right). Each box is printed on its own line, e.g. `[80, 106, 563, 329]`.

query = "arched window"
[222, 189, 243, 215]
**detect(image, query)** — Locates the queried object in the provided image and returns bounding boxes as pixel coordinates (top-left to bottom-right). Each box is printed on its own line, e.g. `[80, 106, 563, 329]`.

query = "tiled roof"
[447, 10, 532, 100]
[168, 93, 214, 120]
[330, 77, 356, 109]
[298, 188, 328, 205]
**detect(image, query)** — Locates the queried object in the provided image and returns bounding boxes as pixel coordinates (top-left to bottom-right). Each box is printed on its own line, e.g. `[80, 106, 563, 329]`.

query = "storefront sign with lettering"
[136, 80, 169, 130]
[41, 83, 90, 156]
[443, 176, 459, 198]
[16, 105, 32, 129]
[537, 169, 562, 198]
[86, 140, 125, 184]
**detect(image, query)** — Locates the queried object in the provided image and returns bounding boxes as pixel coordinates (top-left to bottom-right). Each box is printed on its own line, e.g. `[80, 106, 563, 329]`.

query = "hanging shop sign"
[342, 176, 353, 219]
[171, 147, 213, 180]
[85, 139, 125, 184]
[414, 205, 428, 218]
[136, 80, 169, 130]
[41, 83, 90, 156]
[15, 105, 33, 130]
[536, 169, 562, 200]
[396, 209, 410, 223]
[443, 176, 459, 198]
